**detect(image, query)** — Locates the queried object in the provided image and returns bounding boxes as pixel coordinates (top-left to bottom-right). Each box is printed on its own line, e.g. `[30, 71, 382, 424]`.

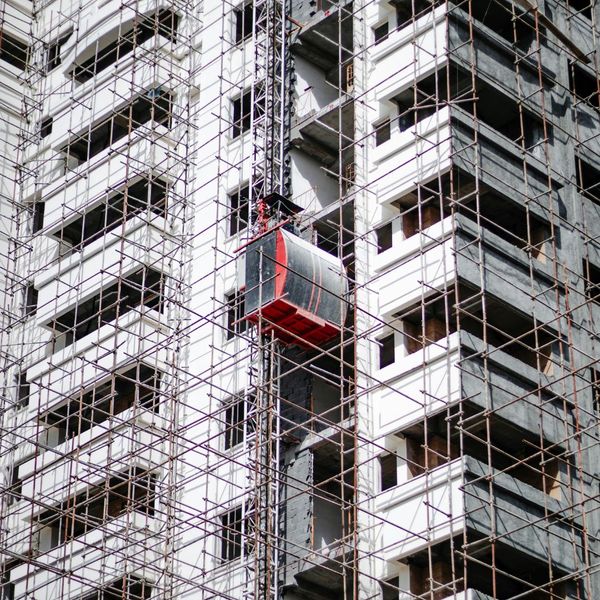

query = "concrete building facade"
[1, 0, 600, 599]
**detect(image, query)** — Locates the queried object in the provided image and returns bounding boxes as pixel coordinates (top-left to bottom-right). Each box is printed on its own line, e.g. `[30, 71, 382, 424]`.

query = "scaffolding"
[0, 0, 600, 599]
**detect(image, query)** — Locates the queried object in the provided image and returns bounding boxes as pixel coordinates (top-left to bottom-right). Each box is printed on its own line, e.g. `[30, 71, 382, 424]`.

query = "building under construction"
[1, 0, 600, 598]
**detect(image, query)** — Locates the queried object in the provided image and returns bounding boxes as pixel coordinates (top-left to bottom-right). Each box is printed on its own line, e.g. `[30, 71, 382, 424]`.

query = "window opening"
[376, 222, 393, 253]
[379, 333, 395, 368]
[226, 290, 248, 339]
[235, 3, 253, 43]
[220, 505, 245, 561]
[379, 453, 398, 491]
[373, 21, 389, 45]
[0, 31, 28, 70]
[228, 184, 250, 236]
[45, 31, 72, 73]
[55, 177, 168, 250]
[41, 364, 162, 446]
[374, 117, 391, 146]
[40, 117, 53, 139]
[224, 395, 246, 449]
[23, 283, 38, 318]
[232, 90, 252, 138]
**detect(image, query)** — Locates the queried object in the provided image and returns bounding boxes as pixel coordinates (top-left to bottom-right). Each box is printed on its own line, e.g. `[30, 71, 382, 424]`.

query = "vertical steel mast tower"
[244, 0, 286, 599]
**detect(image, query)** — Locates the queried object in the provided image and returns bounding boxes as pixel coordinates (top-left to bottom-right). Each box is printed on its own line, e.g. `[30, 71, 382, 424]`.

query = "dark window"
[228, 185, 250, 236]
[24, 283, 38, 317]
[32, 201, 45, 234]
[45, 31, 71, 73]
[15, 372, 29, 409]
[395, 0, 440, 29]
[0, 574, 14, 600]
[402, 298, 451, 355]
[235, 3, 253, 43]
[469, 0, 536, 50]
[570, 63, 599, 109]
[220, 505, 244, 561]
[224, 396, 246, 449]
[376, 222, 393, 253]
[592, 369, 600, 414]
[6, 463, 22, 506]
[226, 290, 248, 340]
[375, 117, 391, 146]
[0, 31, 28, 70]
[584, 260, 600, 303]
[567, 0, 593, 19]
[577, 158, 600, 204]
[373, 22, 389, 44]
[379, 333, 395, 368]
[380, 576, 400, 600]
[379, 453, 398, 491]
[232, 90, 252, 138]
[40, 117, 53, 139]
[81, 577, 152, 600]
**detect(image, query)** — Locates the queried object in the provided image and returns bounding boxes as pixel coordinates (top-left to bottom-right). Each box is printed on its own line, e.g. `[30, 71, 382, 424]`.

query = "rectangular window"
[82, 577, 152, 600]
[226, 290, 248, 340]
[577, 158, 600, 204]
[32, 201, 45, 234]
[376, 222, 393, 253]
[0, 31, 28, 70]
[379, 453, 397, 491]
[235, 3, 253, 43]
[379, 333, 395, 368]
[380, 576, 400, 600]
[224, 395, 246, 449]
[584, 260, 600, 303]
[374, 117, 391, 146]
[220, 505, 244, 561]
[45, 31, 72, 73]
[23, 283, 38, 317]
[232, 90, 252, 138]
[15, 372, 30, 409]
[569, 63, 599, 109]
[567, 0, 593, 19]
[40, 117, 53, 139]
[373, 22, 389, 45]
[56, 177, 167, 251]
[592, 369, 600, 414]
[228, 184, 250, 236]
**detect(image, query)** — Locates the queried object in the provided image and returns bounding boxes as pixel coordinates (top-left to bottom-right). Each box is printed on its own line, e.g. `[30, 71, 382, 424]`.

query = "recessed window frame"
[378, 332, 395, 369]
[231, 89, 252, 139]
[228, 183, 250, 236]
[234, 2, 254, 44]
[373, 21, 390, 45]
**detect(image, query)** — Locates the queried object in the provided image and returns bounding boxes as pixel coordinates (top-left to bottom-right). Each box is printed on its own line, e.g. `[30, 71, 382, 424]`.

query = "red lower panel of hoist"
[246, 298, 341, 347]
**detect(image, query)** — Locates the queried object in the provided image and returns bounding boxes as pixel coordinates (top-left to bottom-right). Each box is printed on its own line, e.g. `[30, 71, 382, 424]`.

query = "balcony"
[10, 512, 158, 600]
[376, 215, 454, 317]
[27, 308, 170, 416]
[376, 455, 582, 575]
[35, 217, 172, 327]
[376, 458, 464, 560]
[19, 419, 165, 508]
